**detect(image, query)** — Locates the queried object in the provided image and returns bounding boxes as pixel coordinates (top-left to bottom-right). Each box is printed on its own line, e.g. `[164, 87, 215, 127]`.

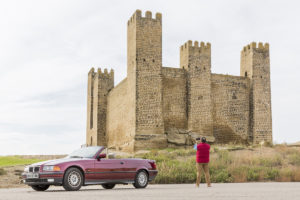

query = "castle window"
[143, 58, 146, 62]
[261, 76, 263, 79]
[204, 67, 206, 70]
[152, 59, 155, 63]
[245, 71, 248, 77]
[90, 137, 93, 146]
[232, 93, 237, 99]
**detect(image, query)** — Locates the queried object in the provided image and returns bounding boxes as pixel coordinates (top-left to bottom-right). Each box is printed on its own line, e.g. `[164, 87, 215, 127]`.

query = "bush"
[265, 168, 279, 180]
[213, 169, 233, 183]
[247, 168, 260, 181]
[288, 153, 300, 166]
[0, 168, 6, 176]
[258, 155, 282, 167]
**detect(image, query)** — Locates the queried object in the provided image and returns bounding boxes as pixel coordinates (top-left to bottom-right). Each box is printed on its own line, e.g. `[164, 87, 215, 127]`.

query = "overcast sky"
[0, 0, 299, 155]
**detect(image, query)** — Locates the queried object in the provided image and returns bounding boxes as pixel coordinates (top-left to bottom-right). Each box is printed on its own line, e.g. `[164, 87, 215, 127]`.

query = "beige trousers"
[196, 163, 211, 186]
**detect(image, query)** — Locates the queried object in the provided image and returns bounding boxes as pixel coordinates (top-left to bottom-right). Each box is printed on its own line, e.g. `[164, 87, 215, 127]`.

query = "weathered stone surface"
[85, 10, 272, 151]
[135, 134, 168, 150]
[167, 132, 186, 145]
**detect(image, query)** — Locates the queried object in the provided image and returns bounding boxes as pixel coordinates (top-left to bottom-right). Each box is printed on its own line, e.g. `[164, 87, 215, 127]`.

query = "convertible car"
[22, 146, 158, 191]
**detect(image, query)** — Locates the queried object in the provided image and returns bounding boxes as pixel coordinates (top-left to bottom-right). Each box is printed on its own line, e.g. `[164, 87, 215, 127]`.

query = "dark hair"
[201, 137, 207, 143]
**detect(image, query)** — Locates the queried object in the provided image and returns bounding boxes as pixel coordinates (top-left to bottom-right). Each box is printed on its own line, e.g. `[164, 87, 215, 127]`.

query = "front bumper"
[22, 172, 64, 185]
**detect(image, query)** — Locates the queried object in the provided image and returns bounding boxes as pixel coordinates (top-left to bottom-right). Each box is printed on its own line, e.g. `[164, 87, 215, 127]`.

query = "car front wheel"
[133, 170, 148, 189]
[31, 185, 50, 191]
[63, 167, 83, 191]
[102, 184, 115, 189]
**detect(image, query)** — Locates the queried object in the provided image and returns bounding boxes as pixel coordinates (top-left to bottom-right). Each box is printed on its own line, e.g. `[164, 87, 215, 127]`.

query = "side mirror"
[97, 153, 106, 161]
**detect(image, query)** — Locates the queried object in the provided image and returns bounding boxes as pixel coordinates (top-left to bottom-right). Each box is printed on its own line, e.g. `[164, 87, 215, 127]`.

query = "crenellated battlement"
[88, 67, 114, 79]
[97, 68, 114, 79]
[127, 9, 162, 26]
[180, 40, 211, 52]
[241, 42, 269, 55]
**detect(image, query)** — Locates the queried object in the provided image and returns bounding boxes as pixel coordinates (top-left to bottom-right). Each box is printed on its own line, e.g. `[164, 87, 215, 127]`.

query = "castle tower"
[240, 42, 272, 144]
[180, 41, 213, 137]
[127, 10, 164, 137]
[86, 68, 114, 146]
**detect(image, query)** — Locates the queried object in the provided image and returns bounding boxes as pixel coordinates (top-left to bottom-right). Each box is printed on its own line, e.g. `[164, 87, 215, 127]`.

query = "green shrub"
[0, 168, 6, 176]
[247, 168, 260, 181]
[213, 169, 233, 183]
[265, 168, 279, 180]
[255, 155, 282, 167]
[288, 153, 300, 166]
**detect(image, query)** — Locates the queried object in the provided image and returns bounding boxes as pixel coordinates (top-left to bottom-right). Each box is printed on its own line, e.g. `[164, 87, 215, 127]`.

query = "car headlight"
[24, 166, 29, 173]
[43, 165, 61, 171]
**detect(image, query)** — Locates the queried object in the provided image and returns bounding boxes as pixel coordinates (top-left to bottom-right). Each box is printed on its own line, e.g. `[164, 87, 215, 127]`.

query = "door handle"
[120, 162, 124, 164]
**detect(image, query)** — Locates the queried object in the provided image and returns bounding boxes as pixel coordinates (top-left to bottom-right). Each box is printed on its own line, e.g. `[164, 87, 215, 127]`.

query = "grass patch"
[0, 156, 45, 167]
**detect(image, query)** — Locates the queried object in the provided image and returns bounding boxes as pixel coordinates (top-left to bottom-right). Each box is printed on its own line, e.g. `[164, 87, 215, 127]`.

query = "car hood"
[30, 157, 90, 166]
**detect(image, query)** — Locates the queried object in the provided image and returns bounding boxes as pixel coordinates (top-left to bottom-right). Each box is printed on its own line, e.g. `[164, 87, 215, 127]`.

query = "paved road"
[1, 183, 300, 200]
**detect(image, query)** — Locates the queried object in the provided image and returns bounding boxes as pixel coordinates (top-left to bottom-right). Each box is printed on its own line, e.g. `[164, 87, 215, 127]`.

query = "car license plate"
[27, 173, 39, 179]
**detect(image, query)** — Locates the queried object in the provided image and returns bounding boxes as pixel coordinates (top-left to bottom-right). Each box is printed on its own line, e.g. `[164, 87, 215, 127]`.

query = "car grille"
[26, 179, 47, 183]
[29, 166, 40, 173]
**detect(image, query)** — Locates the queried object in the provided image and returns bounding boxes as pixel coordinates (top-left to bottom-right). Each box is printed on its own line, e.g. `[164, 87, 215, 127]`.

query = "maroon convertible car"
[22, 146, 158, 191]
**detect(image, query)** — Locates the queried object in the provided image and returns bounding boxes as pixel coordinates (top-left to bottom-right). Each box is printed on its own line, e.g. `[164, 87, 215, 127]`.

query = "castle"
[86, 10, 272, 151]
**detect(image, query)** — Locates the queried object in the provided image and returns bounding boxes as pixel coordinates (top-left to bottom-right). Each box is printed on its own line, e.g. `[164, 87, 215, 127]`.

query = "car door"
[93, 158, 127, 182]
[118, 159, 136, 180]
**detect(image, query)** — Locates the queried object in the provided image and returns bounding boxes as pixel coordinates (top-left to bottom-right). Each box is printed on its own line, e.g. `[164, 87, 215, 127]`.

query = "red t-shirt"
[196, 143, 210, 163]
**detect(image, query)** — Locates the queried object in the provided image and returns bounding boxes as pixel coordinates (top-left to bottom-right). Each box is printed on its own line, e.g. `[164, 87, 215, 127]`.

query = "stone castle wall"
[162, 67, 187, 130]
[106, 78, 135, 151]
[86, 10, 273, 151]
[211, 74, 250, 143]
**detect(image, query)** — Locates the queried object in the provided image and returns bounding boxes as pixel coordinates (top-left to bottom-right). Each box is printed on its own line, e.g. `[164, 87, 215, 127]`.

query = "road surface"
[0, 183, 299, 200]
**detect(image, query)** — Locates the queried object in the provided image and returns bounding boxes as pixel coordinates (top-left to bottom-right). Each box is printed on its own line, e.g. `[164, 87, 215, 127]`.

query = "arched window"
[245, 71, 248, 77]
[90, 137, 93, 146]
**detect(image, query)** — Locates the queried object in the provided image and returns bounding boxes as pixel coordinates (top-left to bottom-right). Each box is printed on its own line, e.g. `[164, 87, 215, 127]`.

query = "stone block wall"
[211, 74, 250, 143]
[162, 67, 187, 130]
[106, 78, 135, 152]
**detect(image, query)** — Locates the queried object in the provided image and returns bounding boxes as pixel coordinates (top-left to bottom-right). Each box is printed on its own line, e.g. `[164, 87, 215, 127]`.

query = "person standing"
[195, 137, 211, 187]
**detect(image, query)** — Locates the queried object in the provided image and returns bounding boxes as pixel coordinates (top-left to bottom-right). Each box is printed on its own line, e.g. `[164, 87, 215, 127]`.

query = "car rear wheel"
[63, 167, 83, 191]
[133, 170, 148, 189]
[102, 184, 116, 189]
[31, 185, 50, 191]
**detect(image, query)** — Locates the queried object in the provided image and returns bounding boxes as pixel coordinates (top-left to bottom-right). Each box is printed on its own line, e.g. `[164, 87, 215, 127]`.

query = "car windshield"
[66, 146, 103, 158]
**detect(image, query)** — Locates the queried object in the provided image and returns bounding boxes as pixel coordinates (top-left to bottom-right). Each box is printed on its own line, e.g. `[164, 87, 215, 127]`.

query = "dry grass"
[133, 144, 300, 184]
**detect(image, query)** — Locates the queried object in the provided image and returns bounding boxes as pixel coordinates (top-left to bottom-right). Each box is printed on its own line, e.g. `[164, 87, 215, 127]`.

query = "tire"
[133, 170, 148, 189]
[102, 184, 116, 189]
[63, 167, 83, 191]
[31, 185, 50, 191]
